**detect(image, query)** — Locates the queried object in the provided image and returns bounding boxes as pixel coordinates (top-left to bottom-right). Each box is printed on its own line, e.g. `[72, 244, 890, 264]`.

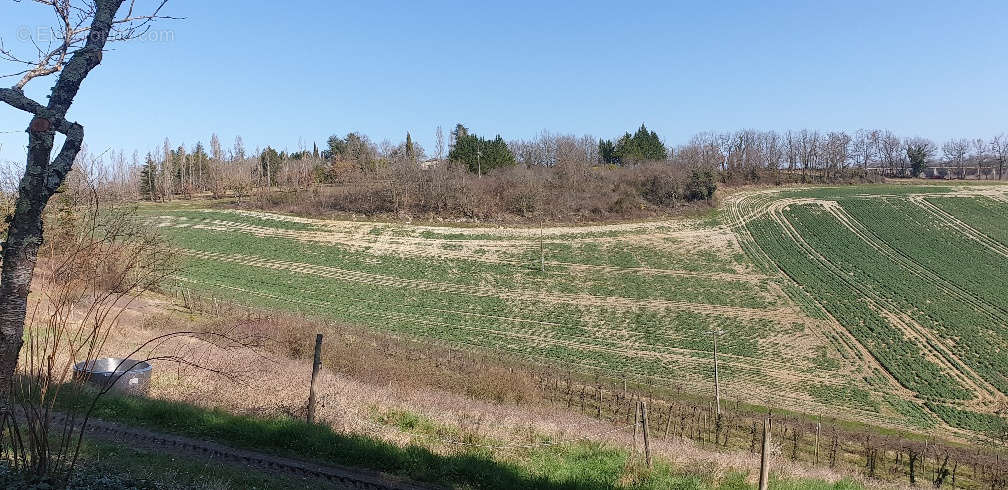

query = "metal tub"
[72, 357, 152, 396]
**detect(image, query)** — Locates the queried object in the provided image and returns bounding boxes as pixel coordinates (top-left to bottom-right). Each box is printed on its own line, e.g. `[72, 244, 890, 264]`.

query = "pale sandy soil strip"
[155, 216, 768, 284]
[209, 208, 703, 237]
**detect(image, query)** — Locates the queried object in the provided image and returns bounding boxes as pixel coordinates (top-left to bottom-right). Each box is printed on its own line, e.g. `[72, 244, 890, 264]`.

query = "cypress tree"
[139, 152, 159, 201]
[405, 132, 415, 161]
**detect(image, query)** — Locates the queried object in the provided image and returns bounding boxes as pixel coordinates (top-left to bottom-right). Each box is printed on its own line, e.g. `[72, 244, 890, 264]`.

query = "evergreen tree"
[905, 138, 935, 177]
[170, 145, 188, 191]
[451, 123, 469, 146]
[448, 132, 515, 174]
[405, 132, 416, 162]
[139, 152, 160, 201]
[599, 139, 617, 164]
[190, 141, 210, 190]
[260, 146, 281, 186]
[325, 135, 345, 160]
[481, 135, 515, 171]
[313, 142, 319, 159]
[449, 133, 481, 171]
[612, 124, 668, 163]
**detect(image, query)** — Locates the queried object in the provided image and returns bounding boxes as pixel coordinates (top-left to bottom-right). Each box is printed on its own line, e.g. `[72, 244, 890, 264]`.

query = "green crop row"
[839, 198, 1008, 395]
[744, 206, 971, 401]
[930, 196, 1008, 247]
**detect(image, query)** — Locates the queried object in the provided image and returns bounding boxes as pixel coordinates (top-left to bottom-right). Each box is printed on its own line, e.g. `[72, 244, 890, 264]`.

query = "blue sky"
[1, 0, 1006, 163]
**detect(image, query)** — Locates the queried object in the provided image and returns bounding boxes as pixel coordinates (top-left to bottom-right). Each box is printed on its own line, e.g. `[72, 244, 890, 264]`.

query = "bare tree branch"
[2, 0, 180, 89]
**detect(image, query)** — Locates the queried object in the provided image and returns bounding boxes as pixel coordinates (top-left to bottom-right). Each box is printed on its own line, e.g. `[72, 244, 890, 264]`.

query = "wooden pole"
[307, 333, 323, 424]
[632, 399, 640, 455]
[713, 329, 721, 416]
[814, 416, 821, 465]
[759, 416, 771, 490]
[641, 401, 652, 468]
[664, 404, 673, 440]
[539, 220, 545, 272]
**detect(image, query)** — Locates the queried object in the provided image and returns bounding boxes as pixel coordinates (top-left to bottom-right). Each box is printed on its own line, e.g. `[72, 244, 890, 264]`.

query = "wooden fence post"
[307, 333, 323, 424]
[814, 417, 821, 466]
[642, 400, 652, 468]
[632, 399, 640, 455]
[759, 416, 772, 490]
[664, 404, 673, 440]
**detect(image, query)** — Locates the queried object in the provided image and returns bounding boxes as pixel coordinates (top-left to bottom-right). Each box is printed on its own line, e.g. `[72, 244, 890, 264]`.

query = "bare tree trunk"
[0, 0, 126, 407]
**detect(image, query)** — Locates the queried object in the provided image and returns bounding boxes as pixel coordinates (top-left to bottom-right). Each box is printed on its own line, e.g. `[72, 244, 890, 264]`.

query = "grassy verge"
[1, 437, 319, 489]
[48, 389, 863, 490]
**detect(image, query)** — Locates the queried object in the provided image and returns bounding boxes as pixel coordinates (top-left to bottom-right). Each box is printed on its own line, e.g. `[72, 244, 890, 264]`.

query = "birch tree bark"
[0, 0, 171, 410]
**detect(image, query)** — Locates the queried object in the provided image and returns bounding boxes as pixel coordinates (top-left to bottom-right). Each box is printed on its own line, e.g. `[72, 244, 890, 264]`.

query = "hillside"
[143, 182, 1008, 440]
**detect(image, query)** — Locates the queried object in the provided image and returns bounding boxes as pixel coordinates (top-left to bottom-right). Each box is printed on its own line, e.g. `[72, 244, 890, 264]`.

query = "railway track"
[45, 412, 438, 490]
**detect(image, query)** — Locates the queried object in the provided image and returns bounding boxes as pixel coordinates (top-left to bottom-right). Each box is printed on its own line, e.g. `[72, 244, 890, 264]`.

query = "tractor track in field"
[831, 201, 1008, 322]
[725, 192, 881, 382]
[762, 201, 920, 402]
[771, 200, 1001, 415]
[825, 203, 1006, 403]
[177, 250, 798, 322]
[776, 201, 992, 405]
[910, 196, 1008, 258]
[43, 412, 436, 490]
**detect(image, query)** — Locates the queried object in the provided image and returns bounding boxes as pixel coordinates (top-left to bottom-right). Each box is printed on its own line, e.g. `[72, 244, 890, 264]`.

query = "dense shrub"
[244, 161, 715, 224]
[685, 168, 717, 201]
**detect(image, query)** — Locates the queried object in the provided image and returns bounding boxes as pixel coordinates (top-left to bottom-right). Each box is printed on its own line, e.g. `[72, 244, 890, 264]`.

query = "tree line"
[9, 125, 1004, 206]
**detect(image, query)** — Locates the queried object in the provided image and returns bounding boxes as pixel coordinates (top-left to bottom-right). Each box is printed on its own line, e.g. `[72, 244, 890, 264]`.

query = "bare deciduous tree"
[991, 134, 1008, 181]
[942, 138, 970, 180]
[852, 129, 879, 171]
[434, 126, 445, 162]
[971, 138, 988, 180]
[822, 131, 851, 180]
[0, 0, 174, 412]
[877, 131, 904, 178]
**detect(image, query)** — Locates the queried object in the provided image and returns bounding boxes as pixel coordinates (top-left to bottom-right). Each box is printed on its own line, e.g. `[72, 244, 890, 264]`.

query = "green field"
[144, 182, 1008, 436]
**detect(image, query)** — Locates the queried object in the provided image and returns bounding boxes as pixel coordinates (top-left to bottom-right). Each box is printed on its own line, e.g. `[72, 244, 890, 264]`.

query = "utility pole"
[477, 146, 482, 178]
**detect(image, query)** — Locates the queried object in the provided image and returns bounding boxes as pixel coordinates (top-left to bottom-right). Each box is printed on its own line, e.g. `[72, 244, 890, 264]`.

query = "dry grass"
[85, 306, 900, 489]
